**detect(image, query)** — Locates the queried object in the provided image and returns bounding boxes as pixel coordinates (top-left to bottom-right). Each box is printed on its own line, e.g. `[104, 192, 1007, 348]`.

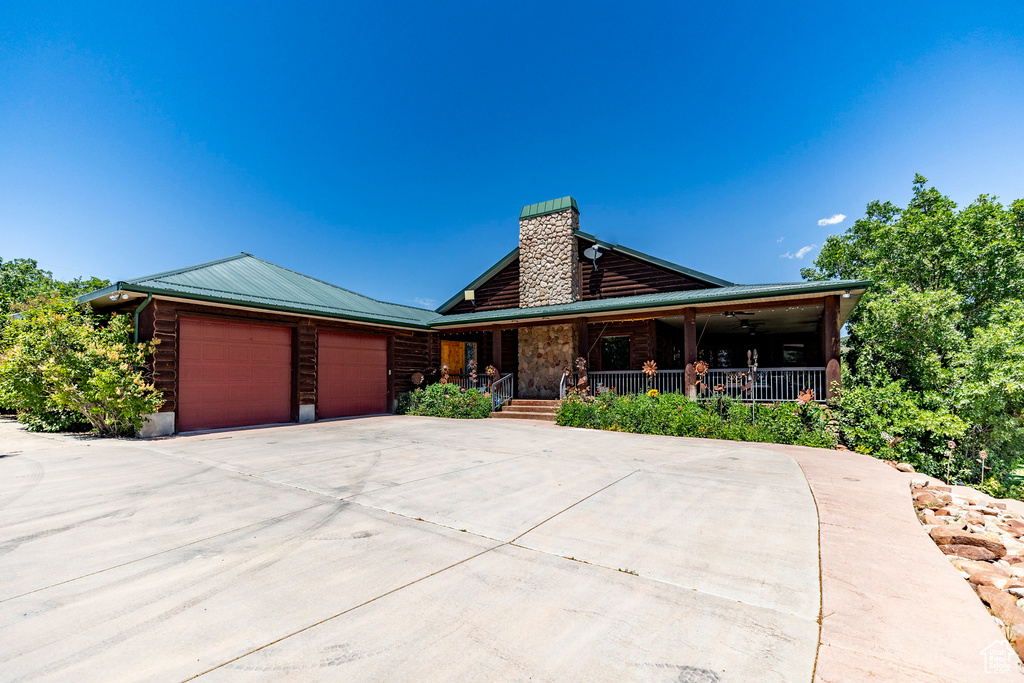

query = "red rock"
[930, 527, 1007, 555]
[896, 462, 916, 473]
[980, 507, 999, 516]
[941, 545, 1002, 561]
[931, 485, 952, 493]
[967, 512, 986, 525]
[914, 491, 939, 506]
[936, 492, 954, 503]
[921, 513, 944, 525]
[967, 569, 1015, 589]
[977, 586, 1024, 628]
[994, 502, 1008, 510]
[934, 508, 952, 516]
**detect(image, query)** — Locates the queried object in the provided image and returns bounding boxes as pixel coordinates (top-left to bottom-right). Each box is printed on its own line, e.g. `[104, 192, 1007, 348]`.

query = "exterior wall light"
[109, 293, 121, 301]
[842, 290, 852, 298]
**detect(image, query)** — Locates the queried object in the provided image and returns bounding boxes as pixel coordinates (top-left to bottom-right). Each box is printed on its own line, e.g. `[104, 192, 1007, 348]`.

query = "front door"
[440, 340, 477, 377]
[441, 340, 465, 375]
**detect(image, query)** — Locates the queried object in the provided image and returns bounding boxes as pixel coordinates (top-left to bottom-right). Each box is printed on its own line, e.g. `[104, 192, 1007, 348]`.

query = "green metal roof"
[432, 279, 871, 327]
[79, 253, 441, 329]
[519, 196, 579, 220]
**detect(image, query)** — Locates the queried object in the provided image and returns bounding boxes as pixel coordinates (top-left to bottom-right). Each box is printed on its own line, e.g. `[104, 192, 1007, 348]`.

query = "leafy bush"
[396, 382, 491, 419]
[0, 297, 164, 436]
[556, 390, 836, 449]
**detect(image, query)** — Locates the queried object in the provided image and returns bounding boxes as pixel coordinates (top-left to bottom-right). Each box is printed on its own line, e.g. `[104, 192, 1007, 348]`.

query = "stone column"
[518, 197, 580, 308]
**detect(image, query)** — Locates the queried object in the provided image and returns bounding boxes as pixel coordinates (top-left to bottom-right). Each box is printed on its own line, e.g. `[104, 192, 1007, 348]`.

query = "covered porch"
[433, 290, 855, 404]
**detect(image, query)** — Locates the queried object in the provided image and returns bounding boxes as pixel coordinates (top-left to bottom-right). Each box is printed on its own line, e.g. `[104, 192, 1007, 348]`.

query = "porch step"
[491, 399, 561, 422]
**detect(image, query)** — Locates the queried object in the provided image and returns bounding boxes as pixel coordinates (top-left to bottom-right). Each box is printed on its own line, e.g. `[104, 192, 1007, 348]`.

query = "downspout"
[133, 293, 153, 344]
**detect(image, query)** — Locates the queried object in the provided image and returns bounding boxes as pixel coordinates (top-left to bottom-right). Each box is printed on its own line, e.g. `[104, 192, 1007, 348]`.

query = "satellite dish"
[583, 245, 604, 270]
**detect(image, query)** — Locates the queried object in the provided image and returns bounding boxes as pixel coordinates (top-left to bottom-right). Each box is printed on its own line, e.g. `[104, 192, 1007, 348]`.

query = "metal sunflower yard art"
[439, 364, 449, 385]
[694, 360, 709, 394]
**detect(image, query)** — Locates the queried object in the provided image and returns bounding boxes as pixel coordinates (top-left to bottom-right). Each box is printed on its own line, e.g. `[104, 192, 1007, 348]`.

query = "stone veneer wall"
[518, 208, 580, 308]
[517, 324, 577, 399]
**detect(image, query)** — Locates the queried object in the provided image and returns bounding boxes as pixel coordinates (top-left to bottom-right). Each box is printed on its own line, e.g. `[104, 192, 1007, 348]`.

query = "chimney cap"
[519, 196, 578, 220]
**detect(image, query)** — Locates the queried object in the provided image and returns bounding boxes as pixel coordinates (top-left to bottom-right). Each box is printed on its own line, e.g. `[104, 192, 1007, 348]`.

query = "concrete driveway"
[0, 415, 822, 681]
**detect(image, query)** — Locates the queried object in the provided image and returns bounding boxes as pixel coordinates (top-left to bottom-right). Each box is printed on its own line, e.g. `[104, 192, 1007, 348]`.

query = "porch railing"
[491, 373, 514, 412]
[446, 374, 488, 391]
[560, 367, 826, 402]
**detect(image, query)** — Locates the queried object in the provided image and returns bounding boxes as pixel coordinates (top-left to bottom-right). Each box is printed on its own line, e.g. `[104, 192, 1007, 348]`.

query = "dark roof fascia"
[435, 246, 520, 313]
[81, 283, 437, 330]
[430, 280, 871, 328]
[574, 230, 734, 287]
[76, 283, 126, 305]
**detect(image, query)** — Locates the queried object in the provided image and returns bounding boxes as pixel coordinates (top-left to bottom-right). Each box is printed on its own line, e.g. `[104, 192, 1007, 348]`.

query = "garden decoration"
[694, 360, 708, 394]
[467, 358, 477, 386]
[941, 440, 955, 484]
[439, 364, 449, 385]
[797, 388, 815, 405]
[575, 356, 589, 394]
[643, 360, 657, 390]
[411, 371, 425, 388]
[980, 449, 989, 486]
[484, 365, 498, 390]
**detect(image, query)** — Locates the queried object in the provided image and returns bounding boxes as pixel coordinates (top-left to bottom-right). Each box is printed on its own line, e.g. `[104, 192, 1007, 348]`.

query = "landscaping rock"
[930, 527, 1007, 557]
[941, 545, 1003, 561]
[978, 586, 1024, 629]
[895, 462, 915, 472]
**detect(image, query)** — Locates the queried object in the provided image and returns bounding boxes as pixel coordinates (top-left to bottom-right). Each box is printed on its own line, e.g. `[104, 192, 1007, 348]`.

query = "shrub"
[396, 382, 491, 419]
[0, 297, 164, 436]
[557, 391, 837, 448]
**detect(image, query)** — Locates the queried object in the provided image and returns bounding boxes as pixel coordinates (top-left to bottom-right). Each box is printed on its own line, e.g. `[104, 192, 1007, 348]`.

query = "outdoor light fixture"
[842, 290, 852, 299]
[109, 293, 120, 301]
[121, 293, 130, 301]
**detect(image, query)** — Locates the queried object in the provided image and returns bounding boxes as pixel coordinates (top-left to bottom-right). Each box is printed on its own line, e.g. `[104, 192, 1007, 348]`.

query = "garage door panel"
[178, 318, 293, 432]
[319, 331, 387, 419]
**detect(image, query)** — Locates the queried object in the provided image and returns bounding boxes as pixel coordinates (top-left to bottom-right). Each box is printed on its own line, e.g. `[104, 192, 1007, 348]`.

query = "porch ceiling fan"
[722, 311, 755, 318]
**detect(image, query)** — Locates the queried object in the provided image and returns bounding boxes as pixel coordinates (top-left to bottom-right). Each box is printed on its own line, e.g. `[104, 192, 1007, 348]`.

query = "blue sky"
[2, 2, 1023, 309]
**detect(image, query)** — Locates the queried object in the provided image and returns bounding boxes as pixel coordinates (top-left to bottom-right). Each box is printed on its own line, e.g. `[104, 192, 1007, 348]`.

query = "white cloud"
[780, 244, 816, 259]
[817, 213, 846, 226]
[776, 236, 784, 243]
[411, 297, 436, 308]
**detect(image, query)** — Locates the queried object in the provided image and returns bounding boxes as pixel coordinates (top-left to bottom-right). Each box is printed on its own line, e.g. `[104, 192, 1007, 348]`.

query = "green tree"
[0, 297, 163, 436]
[805, 176, 1024, 486]
[0, 256, 109, 322]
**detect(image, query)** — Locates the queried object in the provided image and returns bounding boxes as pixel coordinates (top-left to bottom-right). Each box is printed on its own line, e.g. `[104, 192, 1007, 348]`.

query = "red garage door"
[318, 331, 387, 418]
[178, 318, 292, 432]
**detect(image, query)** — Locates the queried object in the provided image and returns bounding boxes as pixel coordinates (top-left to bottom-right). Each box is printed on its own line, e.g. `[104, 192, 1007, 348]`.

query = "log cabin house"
[80, 196, 868, 435]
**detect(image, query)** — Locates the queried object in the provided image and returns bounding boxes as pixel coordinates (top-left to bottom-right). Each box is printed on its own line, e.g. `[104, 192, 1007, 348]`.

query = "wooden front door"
[440, 340, 477, 376]
[441, 341, 464, 374]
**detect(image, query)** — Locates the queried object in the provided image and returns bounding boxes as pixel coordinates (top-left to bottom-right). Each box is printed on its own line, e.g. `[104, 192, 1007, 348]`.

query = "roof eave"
[82, 285, 436, 330]
[430, 280, 871, 329]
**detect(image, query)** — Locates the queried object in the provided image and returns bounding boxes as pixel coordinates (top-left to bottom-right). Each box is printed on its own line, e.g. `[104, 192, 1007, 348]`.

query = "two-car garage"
[177, 317, 388, 432]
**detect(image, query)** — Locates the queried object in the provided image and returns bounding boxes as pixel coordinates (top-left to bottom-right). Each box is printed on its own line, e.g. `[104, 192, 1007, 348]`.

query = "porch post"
[683, 307, 697, 399]
[491, 327, 502, 374]
[823, 295, 841, 398]
[576, 317, 589, 365]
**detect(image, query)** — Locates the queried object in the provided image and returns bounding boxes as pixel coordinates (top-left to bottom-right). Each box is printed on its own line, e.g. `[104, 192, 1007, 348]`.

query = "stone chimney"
[518, 196, 580, 308]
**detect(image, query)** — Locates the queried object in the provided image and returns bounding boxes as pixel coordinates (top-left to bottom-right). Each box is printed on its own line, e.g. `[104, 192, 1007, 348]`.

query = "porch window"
[601, 336, 630, 371]
[782, 343, 806, 366]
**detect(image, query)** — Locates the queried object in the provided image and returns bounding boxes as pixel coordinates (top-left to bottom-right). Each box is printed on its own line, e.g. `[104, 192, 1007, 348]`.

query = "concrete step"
[510, 399, 561, 407]
[491, 410, 558, 421]
[503, 405, 559, 414]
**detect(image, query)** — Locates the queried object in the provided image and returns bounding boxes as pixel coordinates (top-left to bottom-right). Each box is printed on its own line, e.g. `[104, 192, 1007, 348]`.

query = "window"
[600, 336, 630, 371]
[782, 343, 805, 366]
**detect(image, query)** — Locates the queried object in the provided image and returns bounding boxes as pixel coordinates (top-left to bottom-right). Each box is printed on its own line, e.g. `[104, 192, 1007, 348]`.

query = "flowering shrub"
[0, 297, 164, 436]
[556, 390, 836, 449]
[396, 382, 491, 419]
